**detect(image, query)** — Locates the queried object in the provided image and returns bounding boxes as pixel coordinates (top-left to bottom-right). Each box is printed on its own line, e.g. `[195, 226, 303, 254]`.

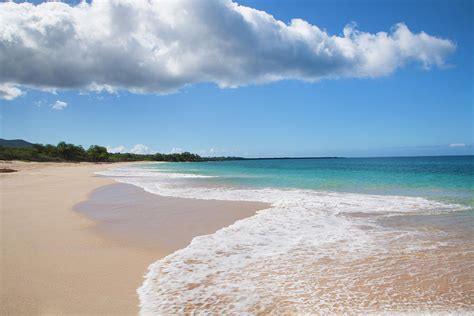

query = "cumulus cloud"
[449, 143, 466, 148]
[131, 144, 152, 154]
[52, 100, 67, 110]
[107, 144, 154, 154]
[106, 145, 127, 153]
[0, 0, 455, 99]
[0, 83, 23, 100]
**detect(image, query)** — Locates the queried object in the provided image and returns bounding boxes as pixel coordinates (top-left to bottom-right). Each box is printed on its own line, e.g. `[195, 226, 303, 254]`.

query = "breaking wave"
[97, 166, 473, 314]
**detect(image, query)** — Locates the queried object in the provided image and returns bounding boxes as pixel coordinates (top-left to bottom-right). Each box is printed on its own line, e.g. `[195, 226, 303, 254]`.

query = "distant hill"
[0, 139, 34, 148]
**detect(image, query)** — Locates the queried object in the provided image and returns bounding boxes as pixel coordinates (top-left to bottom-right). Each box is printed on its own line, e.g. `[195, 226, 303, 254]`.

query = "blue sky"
[1, 0, 472, 157]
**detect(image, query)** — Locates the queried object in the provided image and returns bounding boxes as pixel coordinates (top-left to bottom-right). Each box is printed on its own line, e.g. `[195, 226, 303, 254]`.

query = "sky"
[0, 0, 472, 157]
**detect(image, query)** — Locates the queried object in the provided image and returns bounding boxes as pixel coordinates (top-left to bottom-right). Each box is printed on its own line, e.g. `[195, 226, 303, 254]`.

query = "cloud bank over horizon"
[107, 143, 153, 155]
[0, 0, 456, 100]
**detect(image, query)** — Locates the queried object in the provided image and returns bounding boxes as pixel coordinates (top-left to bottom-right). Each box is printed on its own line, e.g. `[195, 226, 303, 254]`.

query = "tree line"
[0, 141, 241, 163]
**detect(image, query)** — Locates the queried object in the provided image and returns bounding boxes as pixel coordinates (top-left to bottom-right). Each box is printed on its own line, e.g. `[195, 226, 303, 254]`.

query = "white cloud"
[52, 100, 67, 110]
[106, 144, 155, 154]
[106, 145, 127, 153]
[449, 143, 466, 148]
[0, 1, 455, 100]
[131, 144, 152, 154]
[0, 83, 23, 100]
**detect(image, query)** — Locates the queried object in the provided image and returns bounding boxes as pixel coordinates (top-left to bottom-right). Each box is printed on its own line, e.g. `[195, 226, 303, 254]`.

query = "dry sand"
[0, 161, 268, 315]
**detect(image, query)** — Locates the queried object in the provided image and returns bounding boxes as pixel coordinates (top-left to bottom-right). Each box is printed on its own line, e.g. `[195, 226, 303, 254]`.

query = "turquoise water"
[100, 156, 474, 312]
[146, 156, 474, 208]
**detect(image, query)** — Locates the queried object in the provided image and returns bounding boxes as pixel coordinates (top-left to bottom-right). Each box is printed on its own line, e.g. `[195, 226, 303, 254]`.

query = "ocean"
[98, 156, 474, 314]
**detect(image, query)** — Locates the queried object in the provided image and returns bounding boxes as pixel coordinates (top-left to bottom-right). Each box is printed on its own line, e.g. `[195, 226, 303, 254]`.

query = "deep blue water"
[145, 156, 474, 208]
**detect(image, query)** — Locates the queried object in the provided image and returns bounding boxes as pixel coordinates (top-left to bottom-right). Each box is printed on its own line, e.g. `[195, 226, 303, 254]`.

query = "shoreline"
[75, 182, 269, 254]
[0, 161, 268, 315]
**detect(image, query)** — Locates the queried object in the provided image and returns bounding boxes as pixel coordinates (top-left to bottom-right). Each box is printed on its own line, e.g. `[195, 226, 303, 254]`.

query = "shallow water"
[97, 156, 474, 314]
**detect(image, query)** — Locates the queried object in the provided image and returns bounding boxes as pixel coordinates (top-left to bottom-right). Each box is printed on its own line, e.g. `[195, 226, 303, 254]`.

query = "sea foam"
[96, 166, 471, 314]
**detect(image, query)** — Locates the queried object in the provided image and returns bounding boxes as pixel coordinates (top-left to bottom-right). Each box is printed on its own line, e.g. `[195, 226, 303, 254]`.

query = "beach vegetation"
[0, 140, 240, 163]
[87, 145, 109, 162]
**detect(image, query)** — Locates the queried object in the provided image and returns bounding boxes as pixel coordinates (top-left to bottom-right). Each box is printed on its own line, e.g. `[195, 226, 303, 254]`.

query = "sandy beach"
[0, 161, 268, 315]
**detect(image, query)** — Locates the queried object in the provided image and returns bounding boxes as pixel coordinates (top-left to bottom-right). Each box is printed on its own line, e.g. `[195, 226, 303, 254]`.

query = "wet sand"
[76, 183, 269, 254]
[0, 161, 268, 315]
